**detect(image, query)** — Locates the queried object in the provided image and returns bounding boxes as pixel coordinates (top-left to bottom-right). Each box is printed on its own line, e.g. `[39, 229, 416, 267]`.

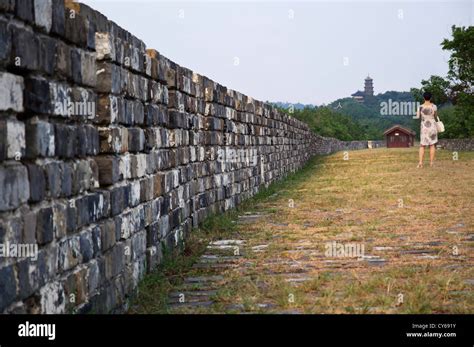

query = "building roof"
[365, 75, 372, 81]
[383, 125, 416, 136]
[351, 90, 365, 97]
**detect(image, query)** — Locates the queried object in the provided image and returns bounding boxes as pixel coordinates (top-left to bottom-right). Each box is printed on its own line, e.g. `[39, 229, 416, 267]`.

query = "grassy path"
[130, 148, 474, 314]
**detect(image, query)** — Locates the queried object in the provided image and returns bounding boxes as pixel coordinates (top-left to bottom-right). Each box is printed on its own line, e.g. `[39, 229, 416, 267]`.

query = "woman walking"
[417, 92, 439, 168]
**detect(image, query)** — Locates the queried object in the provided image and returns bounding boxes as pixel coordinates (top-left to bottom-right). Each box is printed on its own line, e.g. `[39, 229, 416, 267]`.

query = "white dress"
[417, 104, 438, 146]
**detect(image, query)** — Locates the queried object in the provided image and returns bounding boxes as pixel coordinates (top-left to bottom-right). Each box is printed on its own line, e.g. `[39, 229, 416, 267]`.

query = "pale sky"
[83, 0, 473, 105]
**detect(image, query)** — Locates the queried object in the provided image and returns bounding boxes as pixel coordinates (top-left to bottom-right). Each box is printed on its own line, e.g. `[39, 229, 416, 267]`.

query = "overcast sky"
[83, 0, 473, 105]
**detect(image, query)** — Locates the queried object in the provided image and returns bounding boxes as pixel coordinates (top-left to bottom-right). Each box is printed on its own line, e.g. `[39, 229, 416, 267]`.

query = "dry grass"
[132, 148, 474, 314]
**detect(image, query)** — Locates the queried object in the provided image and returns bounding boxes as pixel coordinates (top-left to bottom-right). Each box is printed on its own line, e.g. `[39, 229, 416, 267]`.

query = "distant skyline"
[83, 0, 473, 104]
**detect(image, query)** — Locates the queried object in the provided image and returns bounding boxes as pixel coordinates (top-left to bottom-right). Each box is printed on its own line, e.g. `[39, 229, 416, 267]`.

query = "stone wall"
[438, 138, 474, 151]
[0, 1, 381, 314]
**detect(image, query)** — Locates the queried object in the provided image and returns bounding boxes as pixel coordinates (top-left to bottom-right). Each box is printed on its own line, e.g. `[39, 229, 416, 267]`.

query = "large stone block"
[0, 118, 25, 161]
[54, 123, 76, 158]
[26, 164, 46, 202]
[51, 0, 65, 36]
[95, 32, 115, 61]
[76, 125, 99, 157]
[104, 243, 125, 280]
[15, 0, 34, 23]
[36, 206, 54, 245]
[99, 126, 128, 153]
[55, 40, 71, 78]
[44, 161, 61, 198]
[0, 265, 17, 312]
[96, 61, 121, 94]
[64, 5, 88, 47]
[96, 95, 121, 125]
[99, 218, 117, 252]
[0, 163, 30, 212]
[109, 185, 129, 216]
[72, 159, 98, 194]
[0, 0, 15, 12]
[34, 0, 53, 32]
[95, 155, 121, 186]
[71, 49, 97, 87]
[0, 72, 23, 112]
[127, 128, 145, 153]
[0, 17, 11, 64]
[25, 117, 55, 158]
[11, 24, 40, 71]
[57, 235, 81, 272]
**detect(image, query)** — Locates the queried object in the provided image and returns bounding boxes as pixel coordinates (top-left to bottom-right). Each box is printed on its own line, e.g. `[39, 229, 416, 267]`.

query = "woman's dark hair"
[423, 91, 432, 101]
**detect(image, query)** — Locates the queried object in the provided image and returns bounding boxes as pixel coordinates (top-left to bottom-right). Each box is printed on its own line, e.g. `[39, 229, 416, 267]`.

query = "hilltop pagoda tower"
[364, 75, 374, 96]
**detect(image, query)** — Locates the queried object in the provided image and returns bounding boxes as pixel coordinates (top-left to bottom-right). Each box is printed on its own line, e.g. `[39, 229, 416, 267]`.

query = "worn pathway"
[155, 148, 474, 313]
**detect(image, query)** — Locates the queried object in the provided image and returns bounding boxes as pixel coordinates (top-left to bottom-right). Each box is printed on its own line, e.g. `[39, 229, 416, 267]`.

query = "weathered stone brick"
[95, 32, 115, 61]
[146, 222, 160, 247]
[129, 180, 140, 207]
[36, 207, 54, 245]
[24, 76, 51, 114]
[153, 173, 163, 198]
[52, 202, 67, 239]
[79, 230, 94, 263]
[37, 34, 56, 75]
[0, 265, 17, 312]
[64, 7, 88, 46]
[65, 202, 76, 234]
[118, 153, 131, 180]
[139, 177, 154, 203]
[109, 185, 129, 216]
[22, 209, 37, 244]
[76, 125, 99, 157]
[16, 258, 39, 300]
[99, 218, 117, 251]
[169, 110, 187, 129]
[60, 162, 73, 197]
[72, 159, 97, 194]
[0, 118, 25, 160]
[11, 25, 39, 71]
[104, 243, 124, 280]
[51, 0, 65, 36]
[0, 163, 30, 212]
[127, 128, 145, 153]
[58, 235, 81, 271]
[55, 123, 76, 158]
[99, 126, 127, 153]
[81, 51, 97, 87]
[63, 267, 88, 309]
[55, 40, 71, 78]
[96, 95, 121, 124]
[71, 49, 97, 87]
[15, 0, 34, 23]
[0, 0, 14, 12]
[44, 161, 61, 198]
[0, 72, 23, 112]
[26, 164, 46, 202]
[96, 61, 121, 93]
[130, 154, 147, 179]
[95, 156, 120, 186]
[0, 17, 11, 64]
[25, 117, 55, 158]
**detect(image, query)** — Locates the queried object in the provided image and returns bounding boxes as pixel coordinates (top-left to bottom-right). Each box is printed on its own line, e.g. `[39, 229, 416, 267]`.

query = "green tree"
[412, 26, 474, 138]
